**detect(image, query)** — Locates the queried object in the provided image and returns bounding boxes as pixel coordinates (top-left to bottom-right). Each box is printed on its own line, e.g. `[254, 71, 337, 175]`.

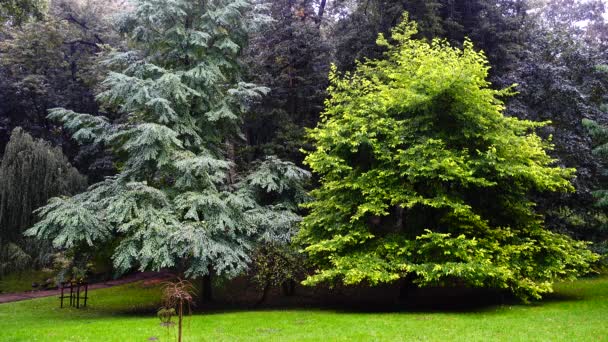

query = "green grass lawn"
[0, 276, 607, 342]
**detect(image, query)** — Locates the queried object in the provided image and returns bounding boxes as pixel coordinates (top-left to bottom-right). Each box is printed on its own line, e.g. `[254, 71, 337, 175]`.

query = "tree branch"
[64, 13, 105, 45]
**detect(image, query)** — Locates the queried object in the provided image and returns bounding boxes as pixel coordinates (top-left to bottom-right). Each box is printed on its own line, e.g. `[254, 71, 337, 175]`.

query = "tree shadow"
[74, 279, 590, 318]
[188, 283, 587, 315]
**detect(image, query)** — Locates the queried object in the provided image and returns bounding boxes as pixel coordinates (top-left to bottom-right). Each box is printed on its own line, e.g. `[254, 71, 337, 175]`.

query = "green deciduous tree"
[298, 16, 598, 301]
[0, 127, 86, 274]
[26, 0, 309, 288]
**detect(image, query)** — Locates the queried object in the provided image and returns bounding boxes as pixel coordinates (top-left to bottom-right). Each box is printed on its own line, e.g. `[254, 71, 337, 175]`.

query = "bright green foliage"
[0, 128, 86, 274]
[26, 0, 309, 279]
[298, 15, 598, 300]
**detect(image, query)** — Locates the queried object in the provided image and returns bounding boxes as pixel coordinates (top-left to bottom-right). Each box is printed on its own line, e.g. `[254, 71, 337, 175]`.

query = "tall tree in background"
[582, 118, 608, 260]
[26, 0, 310, 299]
[0, 128, 86, 274]
[329, 0, 528, 82]
[329, 0, 442, 71]
[0, 0, 127, 180]
[243, 0, 331, 163]
[299, 17, 597, 301]
[506, 0, 608, 239]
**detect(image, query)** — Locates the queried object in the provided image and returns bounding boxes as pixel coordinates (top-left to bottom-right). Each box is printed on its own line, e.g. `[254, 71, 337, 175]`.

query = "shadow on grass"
[73, 303, 161, 317]
[532, 291, 584, 305]
[188, 285, 588, 316]
[67, 276, 600, 318]
[68, 289, 587, 323]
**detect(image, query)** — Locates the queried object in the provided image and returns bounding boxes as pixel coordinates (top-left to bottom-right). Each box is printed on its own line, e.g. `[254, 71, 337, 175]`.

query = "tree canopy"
[26, 0, 310, 279]
[243, 0, 331, 163]
[298, 16, 598, 300]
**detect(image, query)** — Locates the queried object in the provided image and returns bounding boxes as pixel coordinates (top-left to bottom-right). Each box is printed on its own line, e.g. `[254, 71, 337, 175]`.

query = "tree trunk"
[256, 282, 271, 306]
[178, 300, 183, 342]
[317, 0, 327, 20]
[289, 279, 296, 296]
[399, 274, 416, 301]
[201, 268, 213, 302]
[281, 279, 296, 296]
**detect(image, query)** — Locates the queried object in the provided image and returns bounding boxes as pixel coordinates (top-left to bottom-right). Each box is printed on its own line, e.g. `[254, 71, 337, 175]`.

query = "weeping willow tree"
[0, 127, 87, 274]
[26, 0, 310, 300]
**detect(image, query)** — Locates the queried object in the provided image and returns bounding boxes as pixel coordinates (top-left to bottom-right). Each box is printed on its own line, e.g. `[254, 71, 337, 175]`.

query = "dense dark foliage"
[243, 0, 331, 163]
[583, 118, 608, 260]
[0, 0, 46, 26]
[0, 0, 124, 180]
[0, 128, 86, 274]
[505, 2, 608, 241]
[328, 0, 528, 80]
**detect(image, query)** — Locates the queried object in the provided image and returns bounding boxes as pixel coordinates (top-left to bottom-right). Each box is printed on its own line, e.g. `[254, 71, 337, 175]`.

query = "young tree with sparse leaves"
[26, 0, 309, 300]
[298, 16, 598, 301]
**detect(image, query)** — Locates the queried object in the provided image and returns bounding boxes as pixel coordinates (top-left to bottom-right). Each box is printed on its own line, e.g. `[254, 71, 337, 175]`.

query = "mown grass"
[0, 276, 606, 341]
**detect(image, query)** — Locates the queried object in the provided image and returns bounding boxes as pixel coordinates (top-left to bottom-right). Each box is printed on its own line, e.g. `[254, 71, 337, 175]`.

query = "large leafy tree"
[298, 16, 597, 300]
[26, 0, 309, 291]
[321, 0, 608, 252]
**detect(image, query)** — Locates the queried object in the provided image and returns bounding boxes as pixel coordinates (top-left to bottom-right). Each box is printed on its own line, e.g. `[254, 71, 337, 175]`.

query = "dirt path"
[0, 271, 173, 304]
